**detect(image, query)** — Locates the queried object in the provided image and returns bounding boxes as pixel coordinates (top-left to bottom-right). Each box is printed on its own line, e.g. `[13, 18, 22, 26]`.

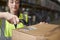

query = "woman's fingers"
[6, 13, 19, 24]
[13, 15, 19, 24]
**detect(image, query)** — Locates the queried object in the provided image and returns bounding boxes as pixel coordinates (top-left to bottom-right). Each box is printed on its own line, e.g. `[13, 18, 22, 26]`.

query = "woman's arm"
[0, 12, 6, 19]
[0, 12, 19, 24]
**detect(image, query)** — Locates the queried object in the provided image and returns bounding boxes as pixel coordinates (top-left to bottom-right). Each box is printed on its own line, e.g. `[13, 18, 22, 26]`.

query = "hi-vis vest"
[4, 13, 28, 37]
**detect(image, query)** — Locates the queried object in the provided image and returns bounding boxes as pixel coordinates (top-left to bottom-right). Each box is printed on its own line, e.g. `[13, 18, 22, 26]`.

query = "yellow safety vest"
[19, 13, 28, 23]
[4, 13, 28, 37]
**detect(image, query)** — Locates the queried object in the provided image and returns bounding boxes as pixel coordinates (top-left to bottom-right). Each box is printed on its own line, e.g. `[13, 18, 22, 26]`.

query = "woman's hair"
[7, 0, 21, 6]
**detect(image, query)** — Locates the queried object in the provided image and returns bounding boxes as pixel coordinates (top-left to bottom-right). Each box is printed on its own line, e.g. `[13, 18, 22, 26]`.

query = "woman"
[1, 0, 25, 40]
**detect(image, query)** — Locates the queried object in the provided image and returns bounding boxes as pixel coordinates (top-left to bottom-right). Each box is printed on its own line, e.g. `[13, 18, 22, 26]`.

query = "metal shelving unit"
[21, 0, 60, 13]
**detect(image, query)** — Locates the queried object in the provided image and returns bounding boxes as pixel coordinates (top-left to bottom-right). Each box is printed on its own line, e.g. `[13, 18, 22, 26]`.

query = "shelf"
[21, 1, 60, 13]
[51, 0, 60, 5]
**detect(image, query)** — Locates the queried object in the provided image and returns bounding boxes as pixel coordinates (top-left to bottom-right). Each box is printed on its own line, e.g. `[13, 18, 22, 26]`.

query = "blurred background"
[0, 0, 60, 25]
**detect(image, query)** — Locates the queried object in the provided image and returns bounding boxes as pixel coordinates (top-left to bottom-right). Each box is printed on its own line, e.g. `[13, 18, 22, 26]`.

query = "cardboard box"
[12, 23, 60, 40]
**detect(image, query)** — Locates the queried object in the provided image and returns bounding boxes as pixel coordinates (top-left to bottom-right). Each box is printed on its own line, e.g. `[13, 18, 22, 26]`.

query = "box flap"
[15, 23, 60, 36]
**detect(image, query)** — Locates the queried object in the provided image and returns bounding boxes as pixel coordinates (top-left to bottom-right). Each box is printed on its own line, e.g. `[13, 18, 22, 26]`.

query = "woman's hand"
[4, 12, 19, 24]
[40, 22, 48, 24]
